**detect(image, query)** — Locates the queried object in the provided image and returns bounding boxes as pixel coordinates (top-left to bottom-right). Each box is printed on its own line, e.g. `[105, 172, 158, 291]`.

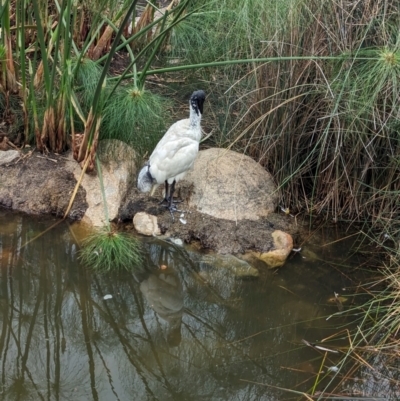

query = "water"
[0, 210, 368, 400]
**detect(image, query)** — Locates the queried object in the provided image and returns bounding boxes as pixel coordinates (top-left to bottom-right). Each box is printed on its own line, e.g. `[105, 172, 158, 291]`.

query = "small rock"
[133, 212, 161, 236]
[250, 230, 293, 268]
[0, 150, 20, 166]
[0, 193, 12, 208]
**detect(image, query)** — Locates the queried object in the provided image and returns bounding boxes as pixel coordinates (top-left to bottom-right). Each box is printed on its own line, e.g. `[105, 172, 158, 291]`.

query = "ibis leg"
[168, 180, 176, 209]
[168, 180, 182, 220]
[159, 181, 170, 204]
[159, 180, 182, 221]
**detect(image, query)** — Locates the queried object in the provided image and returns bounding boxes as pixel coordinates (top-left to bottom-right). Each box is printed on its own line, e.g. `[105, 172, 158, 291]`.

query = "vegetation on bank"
[1, 0, 398, 225]
[1, 0, 400, 397]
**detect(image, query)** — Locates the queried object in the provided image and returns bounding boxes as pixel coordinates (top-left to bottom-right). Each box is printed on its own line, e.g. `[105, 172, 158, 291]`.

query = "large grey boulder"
[182, 148, 278, 221]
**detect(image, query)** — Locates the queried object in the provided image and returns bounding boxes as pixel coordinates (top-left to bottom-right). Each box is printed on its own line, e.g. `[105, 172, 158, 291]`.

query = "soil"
[119, 184, 300, 255]
[0, 149, 300, 255]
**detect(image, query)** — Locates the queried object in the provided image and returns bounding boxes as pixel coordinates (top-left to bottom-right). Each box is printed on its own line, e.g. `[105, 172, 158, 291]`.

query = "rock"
[198, 253, 259, 278]
[65, 140, 136, 227]
[0, 152, 87, 218]
[182, 148, 277, 221]
[249, 230, 293, 268]
[301, 248, 319, 261]
[68, 219, 96, 243]
[0, 150, 20, 165]
[133, 212, 161, 236]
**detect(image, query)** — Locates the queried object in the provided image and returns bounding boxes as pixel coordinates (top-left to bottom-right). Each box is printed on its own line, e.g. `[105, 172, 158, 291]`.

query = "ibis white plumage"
[137, 90, 206, 218]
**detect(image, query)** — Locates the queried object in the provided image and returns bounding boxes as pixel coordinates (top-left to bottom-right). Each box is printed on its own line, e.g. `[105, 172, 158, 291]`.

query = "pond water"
[0, 210, 370, 400]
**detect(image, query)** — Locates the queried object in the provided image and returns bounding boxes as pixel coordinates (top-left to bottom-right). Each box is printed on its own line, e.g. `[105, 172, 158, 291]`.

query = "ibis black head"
[190, 90, 206, 116]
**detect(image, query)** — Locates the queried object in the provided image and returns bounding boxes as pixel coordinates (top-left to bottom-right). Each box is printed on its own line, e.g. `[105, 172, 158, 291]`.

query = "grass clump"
[101, 87, 170, 156]
[77, 155, 143, 274]
[79, 228, 143, 273]
[73, 57, 103, 112]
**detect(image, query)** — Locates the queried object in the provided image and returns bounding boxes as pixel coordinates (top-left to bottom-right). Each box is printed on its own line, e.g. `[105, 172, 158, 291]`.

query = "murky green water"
[0, 210, 369, 400]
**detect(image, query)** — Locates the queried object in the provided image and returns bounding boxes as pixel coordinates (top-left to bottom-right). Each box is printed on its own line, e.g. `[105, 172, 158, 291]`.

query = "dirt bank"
[0, 149, 300, 255]
[119, 185, 299, 255]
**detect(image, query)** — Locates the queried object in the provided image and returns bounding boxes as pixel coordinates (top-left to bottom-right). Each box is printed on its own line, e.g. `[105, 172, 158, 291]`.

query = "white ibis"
[137, 90, 206, 219]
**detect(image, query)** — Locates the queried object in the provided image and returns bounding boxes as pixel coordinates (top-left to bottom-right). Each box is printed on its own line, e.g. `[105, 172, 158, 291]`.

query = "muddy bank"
[120, 186, 299, 255]
[0, 149, 300, 256]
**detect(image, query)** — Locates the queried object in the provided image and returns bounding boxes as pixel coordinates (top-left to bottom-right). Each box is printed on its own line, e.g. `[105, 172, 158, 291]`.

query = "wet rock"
[68, 219, 96, 243]
[182, 148, 278, 221]
[198, 253, 259, 279]
[301, 248, 319, 261]
[249, 230, 293, 268]
[0, 150, 20, 165]
[133, 212, 161, 236]
[65, 140, 136, 227]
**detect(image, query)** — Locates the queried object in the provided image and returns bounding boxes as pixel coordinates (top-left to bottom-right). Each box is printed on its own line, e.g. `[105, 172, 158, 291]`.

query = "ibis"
[137, 90, 206, 219]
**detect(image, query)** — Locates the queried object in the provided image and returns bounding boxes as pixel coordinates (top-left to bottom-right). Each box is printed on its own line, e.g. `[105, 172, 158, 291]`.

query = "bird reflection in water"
[139, 265, 184, 347]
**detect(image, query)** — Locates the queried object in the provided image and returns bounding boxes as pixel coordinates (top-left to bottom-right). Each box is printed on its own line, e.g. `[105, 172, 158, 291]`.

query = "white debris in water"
[103, 294, 113, 300]
[180, 213, 185, 218]
[179, 218, 187, 225]
[327, 366, 339, 372]
[170, 238, 184, 246]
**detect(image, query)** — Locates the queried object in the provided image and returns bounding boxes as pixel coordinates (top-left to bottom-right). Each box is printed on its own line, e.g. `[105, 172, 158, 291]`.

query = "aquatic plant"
[78, 154, 142, 272]
[79, 228, 143, 272]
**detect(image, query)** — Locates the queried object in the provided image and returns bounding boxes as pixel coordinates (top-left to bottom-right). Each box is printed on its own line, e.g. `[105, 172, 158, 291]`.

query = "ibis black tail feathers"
[137, 162, 154, 193]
